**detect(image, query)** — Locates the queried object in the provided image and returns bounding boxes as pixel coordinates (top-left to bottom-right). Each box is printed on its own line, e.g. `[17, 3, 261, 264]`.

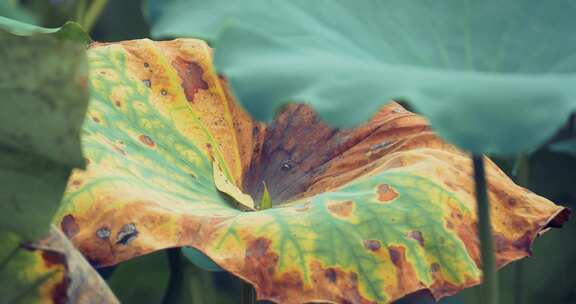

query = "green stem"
[512, 154, 530, 304]
[472, 155, 498, 304]
[162, 248, 184, 304]
[241, 281, 256, 304]
[513, 260, 524, 304]
[82, 0, 110, 33]
[75, 0, 87, 25]
[512, 155, 530, 186]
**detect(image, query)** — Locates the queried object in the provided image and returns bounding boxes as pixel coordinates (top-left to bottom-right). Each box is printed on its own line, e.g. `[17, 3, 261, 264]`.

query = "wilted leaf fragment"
[0, 29, 88, 239]
[0, 227, 119, 304]
[148, 0, 576, 155]
[57, 39, 569, 304]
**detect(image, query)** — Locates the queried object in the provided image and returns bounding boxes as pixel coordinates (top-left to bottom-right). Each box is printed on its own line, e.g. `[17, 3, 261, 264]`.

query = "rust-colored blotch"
[172, 58, 208, 102]
[326, 200, 355, 218]
[60, 214, 79, 239]
[363, 239, 382, 252]
[406, 231, 425, 247]
[377, 184, 399, 202]
[138, 134, 155, 147]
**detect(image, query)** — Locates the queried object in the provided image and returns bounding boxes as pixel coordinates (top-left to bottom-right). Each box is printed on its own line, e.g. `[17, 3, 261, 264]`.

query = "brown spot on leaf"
[309, 262, 373, 304]
[429, 276, 477, 300]
[363, 239, 381, 251]
[325, 268, 337, 283]
[244, 237, 280, 297]
[512, 232, 532, 252]
[493, 234, 513, 258]
[172, 58, 209, 102]
[116, 223, 138, 245]
[51, 273, 70, 304]
[143, 79, 151, 88]
[241, 238, 375, 303]
[42, 250, 66, 267]
[406, 231, 425, 247]
[326, 200, 355, 218]
[61, 215, 79, 239]
[388, 247, 401, 266]
[96, 227, 111, 240]
[377, 184, 399, 202]
[138, 134, 155, 147]
[41, 250, 70, 303]
[386, 246, 423, 300]
[431, 262, 441, 273]
[445, 181, 459, 191]
[91, 116, 100, 123]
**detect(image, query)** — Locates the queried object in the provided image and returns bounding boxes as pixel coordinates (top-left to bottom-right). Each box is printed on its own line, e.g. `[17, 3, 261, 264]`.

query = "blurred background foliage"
[1, 1, 574, 303]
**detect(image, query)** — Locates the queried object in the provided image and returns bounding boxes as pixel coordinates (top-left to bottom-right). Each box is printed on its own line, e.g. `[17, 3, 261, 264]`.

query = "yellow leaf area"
[54, 39, 569, 304]
[213, 160, 255, 210]
[0, 227, 118, 304]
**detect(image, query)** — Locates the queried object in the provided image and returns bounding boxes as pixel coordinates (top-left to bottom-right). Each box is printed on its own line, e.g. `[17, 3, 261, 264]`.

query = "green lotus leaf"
[0, 227, 118, 303]
[146, 0, 576, 155]
[0, 28, 88, 239]
[55, 38, 568, 303]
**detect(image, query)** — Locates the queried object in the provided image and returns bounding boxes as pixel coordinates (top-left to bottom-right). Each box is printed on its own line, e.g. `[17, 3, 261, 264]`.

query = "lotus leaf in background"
[0, 18, 117, 303]
[55, 39, 568, 304]
[0, 23, 88, 239]
[0, 227, 119, 303]
[147, 0, 576, 155]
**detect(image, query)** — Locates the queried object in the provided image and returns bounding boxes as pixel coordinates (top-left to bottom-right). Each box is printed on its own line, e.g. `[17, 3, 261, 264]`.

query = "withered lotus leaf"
[55, 39, 569, 304]
[0, 227, 118, 304]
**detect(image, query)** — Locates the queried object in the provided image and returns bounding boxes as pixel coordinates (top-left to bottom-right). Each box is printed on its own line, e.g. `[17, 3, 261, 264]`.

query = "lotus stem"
[241, 281, 256, 304]
[512, 154, 530, 304]
[75, 0, 87, 25]
[82, 0, 110, 33]
[472, 155, 498, 304]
